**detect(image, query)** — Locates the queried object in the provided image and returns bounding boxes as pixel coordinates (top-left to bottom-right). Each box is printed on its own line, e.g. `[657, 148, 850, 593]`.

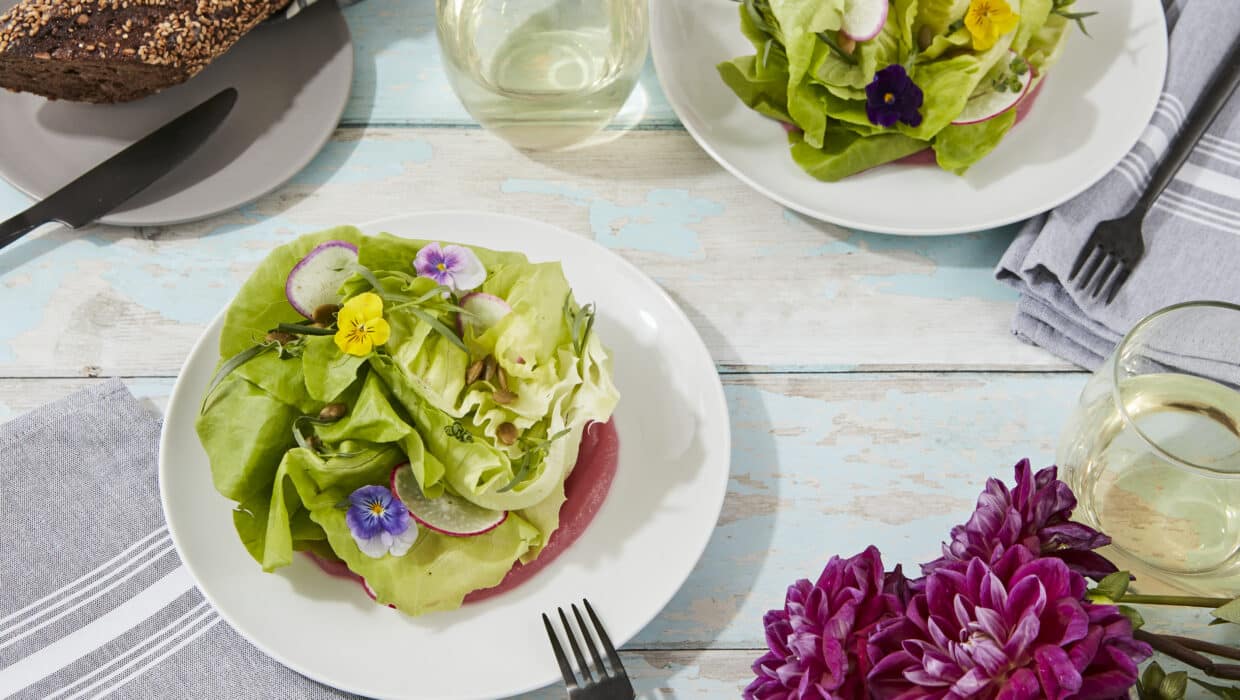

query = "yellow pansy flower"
[334, 292, 391, 356]
[964, 0, 1020, 51]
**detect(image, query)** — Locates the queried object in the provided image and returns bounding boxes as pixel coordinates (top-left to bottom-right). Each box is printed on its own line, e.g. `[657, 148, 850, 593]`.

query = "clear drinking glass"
[435, 0, 649, 151]
[1058, 302, 1240, 595]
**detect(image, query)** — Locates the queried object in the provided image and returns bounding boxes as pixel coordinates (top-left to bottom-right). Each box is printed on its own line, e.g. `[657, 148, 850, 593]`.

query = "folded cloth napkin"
[0, 380, 352, 699]
[996, 0, 1240, 370]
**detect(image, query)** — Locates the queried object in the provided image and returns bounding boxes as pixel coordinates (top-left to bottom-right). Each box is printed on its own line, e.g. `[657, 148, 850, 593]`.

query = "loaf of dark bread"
[0, 0, 288, 103]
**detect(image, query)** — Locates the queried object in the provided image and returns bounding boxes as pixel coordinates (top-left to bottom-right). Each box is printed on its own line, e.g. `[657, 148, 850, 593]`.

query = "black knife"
[0, 86, 238, 251]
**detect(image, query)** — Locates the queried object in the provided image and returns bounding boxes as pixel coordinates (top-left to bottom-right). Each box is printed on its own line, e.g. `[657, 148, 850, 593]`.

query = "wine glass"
[1058, 302, 1240, 595]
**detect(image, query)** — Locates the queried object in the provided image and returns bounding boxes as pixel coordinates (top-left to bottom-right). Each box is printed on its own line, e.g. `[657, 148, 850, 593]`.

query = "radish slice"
[390, 464, 507, 537]
[840, 0, 888, 42]
[952, 52, 1034, 125]
[285, 240, 359, 318]
[457, 292, 512, 335]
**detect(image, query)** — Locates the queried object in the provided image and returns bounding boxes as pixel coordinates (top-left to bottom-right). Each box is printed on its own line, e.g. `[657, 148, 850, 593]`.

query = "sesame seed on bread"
[0, 0, 288, 103]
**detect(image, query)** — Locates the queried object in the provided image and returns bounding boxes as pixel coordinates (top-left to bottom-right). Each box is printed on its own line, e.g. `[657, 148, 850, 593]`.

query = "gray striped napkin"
[996, 0, 1240, 369]
[0, 380, 352, 699]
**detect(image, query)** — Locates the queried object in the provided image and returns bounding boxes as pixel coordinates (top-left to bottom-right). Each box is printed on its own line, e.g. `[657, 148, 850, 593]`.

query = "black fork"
[541, 600, 635, 699]
[1069, 35, 1240, 304]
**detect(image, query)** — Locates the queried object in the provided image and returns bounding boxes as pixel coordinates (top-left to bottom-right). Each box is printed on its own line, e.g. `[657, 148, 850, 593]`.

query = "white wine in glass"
[1058, 302, 1240, 596]
[437, 0, 649, 151]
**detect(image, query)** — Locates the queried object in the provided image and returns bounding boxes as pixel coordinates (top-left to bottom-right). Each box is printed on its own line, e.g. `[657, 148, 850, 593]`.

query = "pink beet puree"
[302, 419, 620, 606]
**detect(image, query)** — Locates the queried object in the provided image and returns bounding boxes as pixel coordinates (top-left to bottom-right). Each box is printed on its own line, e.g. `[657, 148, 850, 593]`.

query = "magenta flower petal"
[924, 459, 1118, 581]
[745, 546, 905, 699]
[868, 548, 1150, 700]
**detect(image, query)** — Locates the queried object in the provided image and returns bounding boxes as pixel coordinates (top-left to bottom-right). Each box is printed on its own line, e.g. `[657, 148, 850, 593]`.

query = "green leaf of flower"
[1160, 671, 1188, 700]
[1138, 661, 1167, 700]
[1117, 605, 1145, 630]
[1086, 571, 1131, 604]
[1212, 597, 1240, 625]
[1193, 678, 1240, 700]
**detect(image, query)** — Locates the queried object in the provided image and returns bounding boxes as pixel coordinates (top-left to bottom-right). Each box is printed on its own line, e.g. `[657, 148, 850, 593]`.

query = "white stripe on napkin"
[55, 604, 219, 700]
[0, 528, 168, 628]
[87, 617, 221, 700]
[0, 566, 194, 698]
[0, 544, 178, 651]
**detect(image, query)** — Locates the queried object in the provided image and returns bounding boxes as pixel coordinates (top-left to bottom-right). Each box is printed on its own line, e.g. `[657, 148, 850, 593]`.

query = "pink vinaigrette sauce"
[304, 419, 620, 607]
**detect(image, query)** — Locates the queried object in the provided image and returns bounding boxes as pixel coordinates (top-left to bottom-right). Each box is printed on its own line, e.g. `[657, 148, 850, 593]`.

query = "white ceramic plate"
[159, 211, 730, 699]
[0, 0, 352, 227]
[651, 0, 1168, 235]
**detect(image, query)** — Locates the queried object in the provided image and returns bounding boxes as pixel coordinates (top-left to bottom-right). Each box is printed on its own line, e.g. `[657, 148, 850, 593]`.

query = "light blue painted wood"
[339, 0, 677, 127]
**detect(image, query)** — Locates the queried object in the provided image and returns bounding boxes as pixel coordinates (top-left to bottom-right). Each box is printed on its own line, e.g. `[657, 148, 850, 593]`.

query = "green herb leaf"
[816, 31, 859, 66]
[497, 428, 572, 493]
[275, 322, 336, 336]
[407, 306, 468, 354]
[200, 343, 271, 414]
[1086, 571, 1131, 604]
[1212, 597, 1240, 625]
[1193, 679, 1240, 700]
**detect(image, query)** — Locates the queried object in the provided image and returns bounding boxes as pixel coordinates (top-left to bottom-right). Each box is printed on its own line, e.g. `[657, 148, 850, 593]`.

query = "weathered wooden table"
[0, 2, 1228, 697]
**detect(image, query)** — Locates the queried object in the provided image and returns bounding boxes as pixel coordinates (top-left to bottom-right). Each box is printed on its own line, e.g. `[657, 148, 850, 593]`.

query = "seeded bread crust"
[0, 0, 287, 103]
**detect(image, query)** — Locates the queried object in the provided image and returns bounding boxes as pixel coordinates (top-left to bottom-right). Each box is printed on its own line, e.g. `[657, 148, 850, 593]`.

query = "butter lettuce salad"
[195, 227, 619, 616]
[718, 0, 1094, 180]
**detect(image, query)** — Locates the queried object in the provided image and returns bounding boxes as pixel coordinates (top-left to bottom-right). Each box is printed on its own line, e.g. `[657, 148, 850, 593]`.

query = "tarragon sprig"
[1052, 0, 1099, 36]
[497, 428, 572, 493]
[564, 296, 597, 356]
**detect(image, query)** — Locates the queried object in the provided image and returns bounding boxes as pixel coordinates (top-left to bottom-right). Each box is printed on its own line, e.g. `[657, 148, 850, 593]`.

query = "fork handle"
[1134, 36, 1240, 218]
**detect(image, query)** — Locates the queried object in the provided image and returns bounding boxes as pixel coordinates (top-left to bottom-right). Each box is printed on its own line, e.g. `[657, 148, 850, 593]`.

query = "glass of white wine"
[1058, 302, 1240, 595]
[435, 0, 649, 151]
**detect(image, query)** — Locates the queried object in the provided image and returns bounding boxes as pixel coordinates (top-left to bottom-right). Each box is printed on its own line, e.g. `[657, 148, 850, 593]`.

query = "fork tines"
[542, 600, 634, 699]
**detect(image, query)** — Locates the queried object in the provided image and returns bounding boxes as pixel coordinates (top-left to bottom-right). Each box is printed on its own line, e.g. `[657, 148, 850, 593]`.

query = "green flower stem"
[1136, 630, 1240, 682]
[1119, 594, 1234, 608]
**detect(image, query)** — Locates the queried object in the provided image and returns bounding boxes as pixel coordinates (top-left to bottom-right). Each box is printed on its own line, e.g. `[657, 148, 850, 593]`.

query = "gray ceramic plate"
[0, 0, 352, 227]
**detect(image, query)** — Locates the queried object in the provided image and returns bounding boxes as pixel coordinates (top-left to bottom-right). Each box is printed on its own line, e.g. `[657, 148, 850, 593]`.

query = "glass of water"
[435, 0, 649, 151]
[1058, 302, 1240, 595]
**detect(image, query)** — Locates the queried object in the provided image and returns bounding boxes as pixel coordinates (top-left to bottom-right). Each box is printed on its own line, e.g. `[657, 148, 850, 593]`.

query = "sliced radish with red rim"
[390, 464, 507, 537]
[286, 240, 359, 318]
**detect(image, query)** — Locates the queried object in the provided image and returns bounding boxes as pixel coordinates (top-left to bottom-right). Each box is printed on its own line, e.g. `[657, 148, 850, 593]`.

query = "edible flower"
[865, 65, 923, 128]
[334, 292, 391, 357]
[414, 242, 486, 293]
[867, 546, 1151, 699]
[923, 459, 1118, 581]
[346, 485, 417, 558]
[964, 0, 1020, 51]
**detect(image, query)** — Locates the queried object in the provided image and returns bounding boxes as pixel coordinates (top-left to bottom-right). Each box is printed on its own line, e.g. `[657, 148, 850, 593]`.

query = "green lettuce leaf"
[196, 374, 299, 502]
[790, 127, 927, 182]
[302, 336, 366, 403]
[894, 0, 919, 51]
[1025, 14, 1070, 73]
[718, 54, 793, 123]
[914, 0, 969, 36]
[899, 35, 1017, 140]
[932, 108, 1018, 174]
[219, 226, 363, 358]
[1012, 0, 1053, 55]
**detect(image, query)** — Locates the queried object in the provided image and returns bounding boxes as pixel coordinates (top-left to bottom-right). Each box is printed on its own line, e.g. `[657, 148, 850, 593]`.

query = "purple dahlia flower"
[923, 459, 1117, 581]
[867, 547, 1151, 700]
[746, 546, 908, 699]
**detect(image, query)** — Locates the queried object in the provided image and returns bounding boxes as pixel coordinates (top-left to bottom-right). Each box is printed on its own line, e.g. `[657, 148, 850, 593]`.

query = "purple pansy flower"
[923, 459, 1118, 581]
[867, 546, 1151, 700]
[865, 65, 924, 128]
[346, 485, 417, 558]
[745, 546, 909, 699]
[414, 242, 486, 293]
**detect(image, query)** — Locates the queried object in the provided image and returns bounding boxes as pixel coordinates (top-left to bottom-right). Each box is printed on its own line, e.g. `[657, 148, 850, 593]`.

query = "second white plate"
[159, 211, 731, 699]
[652, 0, 1168, 235]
